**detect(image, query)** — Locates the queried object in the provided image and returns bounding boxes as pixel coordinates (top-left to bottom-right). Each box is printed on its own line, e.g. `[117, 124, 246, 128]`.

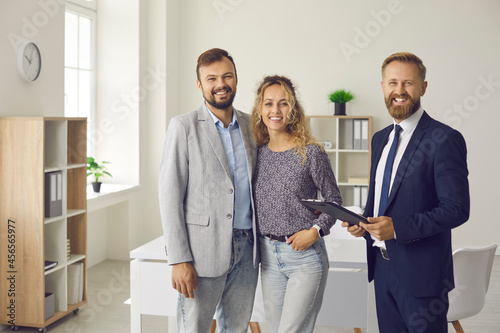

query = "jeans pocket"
[288, 243, 326, 271]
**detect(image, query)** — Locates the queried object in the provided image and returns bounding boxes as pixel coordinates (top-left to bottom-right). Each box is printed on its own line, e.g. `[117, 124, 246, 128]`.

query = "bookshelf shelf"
[44, 265, 65, 276]
[67, 254, 86, 265]
[307, 115, 372, 208]
[338, 149, 370, 153]
[67, 163, 86, 169]
[0, 117, 87, 330]
[338, 182, 370, 187]
[44, 216, 65, 225]
[67, 209, 86, 218]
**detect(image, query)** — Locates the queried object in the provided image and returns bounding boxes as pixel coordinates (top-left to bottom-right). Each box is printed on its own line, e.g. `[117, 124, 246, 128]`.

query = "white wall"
[171, 0, 500, 250]
[0, 0, 65, 117]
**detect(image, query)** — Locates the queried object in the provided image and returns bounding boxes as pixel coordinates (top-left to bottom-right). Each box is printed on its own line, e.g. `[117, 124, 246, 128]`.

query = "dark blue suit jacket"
[364, 111, 470, 297]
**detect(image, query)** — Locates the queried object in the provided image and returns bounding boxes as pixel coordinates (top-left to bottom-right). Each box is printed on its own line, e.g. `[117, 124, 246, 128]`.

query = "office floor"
[2, 257, 499, 333]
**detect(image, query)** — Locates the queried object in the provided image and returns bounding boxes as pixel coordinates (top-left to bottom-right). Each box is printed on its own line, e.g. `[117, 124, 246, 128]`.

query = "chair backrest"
[447, 244, 497, 322]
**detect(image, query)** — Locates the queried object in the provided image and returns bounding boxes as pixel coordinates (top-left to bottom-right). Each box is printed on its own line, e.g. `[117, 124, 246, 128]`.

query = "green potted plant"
[87, 157, 112, 193]
[328, 89, 355, 115]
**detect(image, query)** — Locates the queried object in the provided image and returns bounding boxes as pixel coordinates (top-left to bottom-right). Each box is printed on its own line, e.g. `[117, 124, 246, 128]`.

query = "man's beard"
[204, 86, 236, 110]
[385, 93, 421, 121]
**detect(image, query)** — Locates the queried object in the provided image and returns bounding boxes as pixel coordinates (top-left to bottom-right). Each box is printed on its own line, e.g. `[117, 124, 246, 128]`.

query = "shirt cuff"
[312, 224, 324, 237]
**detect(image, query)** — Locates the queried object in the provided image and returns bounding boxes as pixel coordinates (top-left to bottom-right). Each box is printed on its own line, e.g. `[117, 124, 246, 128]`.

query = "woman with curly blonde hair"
[251, 75, 319, 163]
[251, 75, 342, 332]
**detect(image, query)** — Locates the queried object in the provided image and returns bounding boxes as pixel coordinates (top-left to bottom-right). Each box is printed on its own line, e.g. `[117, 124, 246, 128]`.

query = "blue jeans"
[177, 229, 258, 333]
[259, 235, 329, 333]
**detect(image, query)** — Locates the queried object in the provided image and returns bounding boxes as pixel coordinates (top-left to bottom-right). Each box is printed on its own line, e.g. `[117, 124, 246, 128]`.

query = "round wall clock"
[17, 42, 42, 82]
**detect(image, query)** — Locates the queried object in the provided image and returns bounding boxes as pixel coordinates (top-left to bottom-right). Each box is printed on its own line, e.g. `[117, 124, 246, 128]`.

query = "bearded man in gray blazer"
[159, 48, 259, 332]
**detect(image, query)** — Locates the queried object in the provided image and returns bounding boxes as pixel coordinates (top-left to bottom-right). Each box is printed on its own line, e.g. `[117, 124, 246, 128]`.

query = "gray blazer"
[159, 103, 259, 277]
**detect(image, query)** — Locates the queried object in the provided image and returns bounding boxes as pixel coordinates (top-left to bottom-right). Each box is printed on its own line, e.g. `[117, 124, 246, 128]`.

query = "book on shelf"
[44, 260, 58, 271]
[67, 238, 71, 260]
[44, 171, 63, 218]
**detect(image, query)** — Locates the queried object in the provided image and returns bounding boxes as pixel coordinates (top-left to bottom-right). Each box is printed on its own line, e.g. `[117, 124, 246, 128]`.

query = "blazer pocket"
[185, 212, 209, 226]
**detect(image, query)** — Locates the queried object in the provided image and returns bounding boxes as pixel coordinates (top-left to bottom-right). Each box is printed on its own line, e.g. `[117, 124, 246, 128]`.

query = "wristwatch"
[312, 225, 324, 237]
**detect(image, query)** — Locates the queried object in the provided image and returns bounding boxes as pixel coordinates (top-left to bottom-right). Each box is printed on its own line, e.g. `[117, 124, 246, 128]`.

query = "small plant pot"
[92, 182, 102, 193]
[334, 103, 346, 116]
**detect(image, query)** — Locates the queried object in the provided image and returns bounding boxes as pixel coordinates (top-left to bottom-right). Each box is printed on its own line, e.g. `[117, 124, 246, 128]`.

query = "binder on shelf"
[353, 186, 361, 207]
[45, 293, 55, 320]
[361, 186, 368, 209]
[44, 260, 58, 271]
[45, 171, 63, 218]
[344, 120, 353, 150]
[353, 119, 362, 150]
[67, 263, 84, 304]
[67, 264, 78, 305]
[361, 119, 369, 150]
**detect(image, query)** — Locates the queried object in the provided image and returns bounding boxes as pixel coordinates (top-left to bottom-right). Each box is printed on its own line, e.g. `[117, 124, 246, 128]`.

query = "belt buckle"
[268, 234, 286, 242]
[380, 247, 390, 260]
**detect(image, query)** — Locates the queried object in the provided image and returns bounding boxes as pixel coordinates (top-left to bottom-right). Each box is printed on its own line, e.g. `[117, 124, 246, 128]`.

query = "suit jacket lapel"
[385, 111, 431, 210]
[365, 126, 391, 217]
[372, 126, 392, 179]
[235, 110, 257, 182]
[197, 104, 232, 180]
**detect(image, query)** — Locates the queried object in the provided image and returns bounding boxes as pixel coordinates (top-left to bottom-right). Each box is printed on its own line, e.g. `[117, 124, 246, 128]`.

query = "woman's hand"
[286, 228, 320, 251]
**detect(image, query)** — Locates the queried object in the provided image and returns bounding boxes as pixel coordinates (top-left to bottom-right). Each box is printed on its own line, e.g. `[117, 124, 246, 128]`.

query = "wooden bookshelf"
[0, 117, 87, 332]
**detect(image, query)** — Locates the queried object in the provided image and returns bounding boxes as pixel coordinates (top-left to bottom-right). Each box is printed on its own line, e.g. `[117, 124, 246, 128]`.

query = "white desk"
[130, 231, 378, 332]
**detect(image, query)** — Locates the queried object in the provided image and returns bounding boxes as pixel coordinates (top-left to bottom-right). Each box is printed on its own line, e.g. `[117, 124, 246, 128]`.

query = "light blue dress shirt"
[205, 105, 253, 229]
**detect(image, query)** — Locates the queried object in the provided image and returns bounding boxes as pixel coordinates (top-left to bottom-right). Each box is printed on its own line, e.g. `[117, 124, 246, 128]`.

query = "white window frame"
[67, 0, 97, 11]
[65, 1, 97, 157]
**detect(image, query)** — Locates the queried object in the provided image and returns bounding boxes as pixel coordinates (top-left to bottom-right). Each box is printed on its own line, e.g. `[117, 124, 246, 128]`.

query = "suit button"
[227, 214, 232, 219]
[229, 189, 233, 194]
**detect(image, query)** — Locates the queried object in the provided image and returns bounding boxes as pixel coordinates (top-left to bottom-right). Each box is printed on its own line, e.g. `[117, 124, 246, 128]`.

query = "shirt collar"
[204, 102, 238, 128]
[393, 106, 423, 133]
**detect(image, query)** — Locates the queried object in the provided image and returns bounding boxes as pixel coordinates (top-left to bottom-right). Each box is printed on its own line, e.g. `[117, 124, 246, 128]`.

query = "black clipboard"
[300, 199, 368, 225]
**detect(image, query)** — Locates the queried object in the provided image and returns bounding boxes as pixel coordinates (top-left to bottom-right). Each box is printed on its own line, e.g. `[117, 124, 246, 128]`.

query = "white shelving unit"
[308, 115, 372, 208]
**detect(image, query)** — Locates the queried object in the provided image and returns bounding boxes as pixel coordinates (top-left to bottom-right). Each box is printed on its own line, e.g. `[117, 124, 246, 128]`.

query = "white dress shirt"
[372, 107, 424, 249]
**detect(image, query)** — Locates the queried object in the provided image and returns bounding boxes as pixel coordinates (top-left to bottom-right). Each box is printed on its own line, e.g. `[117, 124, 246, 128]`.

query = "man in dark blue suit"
[343, 52, 469, 332]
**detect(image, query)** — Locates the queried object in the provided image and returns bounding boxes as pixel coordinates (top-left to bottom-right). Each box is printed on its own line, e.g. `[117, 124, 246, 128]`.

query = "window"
[65, 1, 96, 156]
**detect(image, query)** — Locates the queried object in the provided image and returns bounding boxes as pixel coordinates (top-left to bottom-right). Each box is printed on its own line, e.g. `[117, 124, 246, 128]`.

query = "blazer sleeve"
[158, 117, 193, 265]
[394, 129, 470, 243]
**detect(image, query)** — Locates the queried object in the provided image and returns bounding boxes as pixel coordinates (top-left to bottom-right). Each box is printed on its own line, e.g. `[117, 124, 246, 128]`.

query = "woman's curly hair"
[250, 75, 323, 164]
